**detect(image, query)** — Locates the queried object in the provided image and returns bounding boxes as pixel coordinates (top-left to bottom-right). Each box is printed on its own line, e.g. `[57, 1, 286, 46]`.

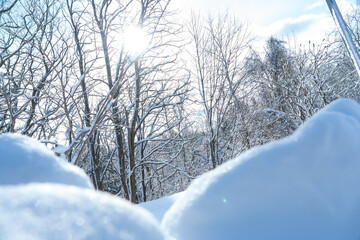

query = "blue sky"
[175, 0, 359, 44]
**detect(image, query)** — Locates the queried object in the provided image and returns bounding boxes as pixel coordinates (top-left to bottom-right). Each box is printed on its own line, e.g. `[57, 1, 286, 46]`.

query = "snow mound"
[162, 99, 360, 240]
[0, 134, 92, 189]
[140, 192, 184, 222]
[0, 184, 166, 240]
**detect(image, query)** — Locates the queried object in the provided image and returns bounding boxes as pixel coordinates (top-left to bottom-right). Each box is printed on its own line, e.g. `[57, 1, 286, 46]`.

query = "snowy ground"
[140, 192, 184, 222]
[160, 98, 360, 239]
[1, 98, 360, 239]
[0, 134, 166, 240]
[0, 184, 165, 240]
[0, 134, 92, 188]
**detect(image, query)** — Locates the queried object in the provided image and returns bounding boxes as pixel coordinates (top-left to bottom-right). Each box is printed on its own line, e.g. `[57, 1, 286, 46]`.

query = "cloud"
[280, 15, 319, 34]
[306, 0, 324, 10]
[254, 14, 320, 37]
[253, 13, 335, 45]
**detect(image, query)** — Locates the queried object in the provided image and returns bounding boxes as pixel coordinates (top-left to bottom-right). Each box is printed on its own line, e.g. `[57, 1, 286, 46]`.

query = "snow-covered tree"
[188, 13, 252, 169]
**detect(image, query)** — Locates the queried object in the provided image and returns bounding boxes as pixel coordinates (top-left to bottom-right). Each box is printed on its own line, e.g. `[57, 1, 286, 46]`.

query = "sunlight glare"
[122, 26, 151, 57]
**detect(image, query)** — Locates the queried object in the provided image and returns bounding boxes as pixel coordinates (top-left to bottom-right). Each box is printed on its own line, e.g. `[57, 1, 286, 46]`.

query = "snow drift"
[140, 192, 184, 222]
[161, 99, 360, 240]
[0, 134, 92, 189]
[1, 99, 360, 240]
[0, 184, 166, 240]
[0, 134, 166, 239]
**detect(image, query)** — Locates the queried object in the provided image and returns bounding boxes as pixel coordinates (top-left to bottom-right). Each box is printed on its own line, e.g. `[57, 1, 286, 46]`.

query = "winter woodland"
[1, 0, 360, 204]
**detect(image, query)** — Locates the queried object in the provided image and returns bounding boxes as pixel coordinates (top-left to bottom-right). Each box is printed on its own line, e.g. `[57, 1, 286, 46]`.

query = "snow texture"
[1, 99, 360, 240]
[0, 134, 93, 189]
[140, 192, 184, 222]
[0, 184, 166, 240]
[162, 99, 360, 240]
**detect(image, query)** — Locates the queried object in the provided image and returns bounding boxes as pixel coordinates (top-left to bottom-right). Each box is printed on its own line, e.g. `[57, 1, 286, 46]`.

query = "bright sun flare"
[122, 26, 151, 57]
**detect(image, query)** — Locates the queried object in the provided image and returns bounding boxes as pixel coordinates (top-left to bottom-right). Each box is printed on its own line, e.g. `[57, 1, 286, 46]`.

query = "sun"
[122, 26, 151, 57]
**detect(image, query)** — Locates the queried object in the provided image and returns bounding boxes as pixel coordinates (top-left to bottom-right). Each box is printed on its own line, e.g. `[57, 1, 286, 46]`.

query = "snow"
[0, 184, 166, 240]
[140, 192, 184, 222]
[1, 99, 360, 239]
[70, 73, 85, 97]
[52, 144, 70, 155]
[0, 133, 93, 189]
[162, 99, 360, 240]
[0, 133, 166, 239]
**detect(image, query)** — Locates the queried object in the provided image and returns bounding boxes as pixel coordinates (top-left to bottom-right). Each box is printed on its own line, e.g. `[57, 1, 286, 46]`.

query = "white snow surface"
[0, 134, 93, 189]
[162, 99, 360, 240]
[1, 99, 360, 240]
[0, 184, 166, 240]
[0, 134, 166, 239]
[140, 192, 184, 222]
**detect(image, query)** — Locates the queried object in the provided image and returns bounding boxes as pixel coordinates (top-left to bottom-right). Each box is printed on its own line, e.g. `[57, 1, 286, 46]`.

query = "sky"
[174, 0, 359, 46]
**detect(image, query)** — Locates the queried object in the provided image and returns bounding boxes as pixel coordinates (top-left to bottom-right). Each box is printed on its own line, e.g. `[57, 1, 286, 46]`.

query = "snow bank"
[140, 192, 184, 222]
[0, 134, 92, 189]
[162, 99, 360, 240]
[0, 184, 166, 240]
[0, 134, 166, 239]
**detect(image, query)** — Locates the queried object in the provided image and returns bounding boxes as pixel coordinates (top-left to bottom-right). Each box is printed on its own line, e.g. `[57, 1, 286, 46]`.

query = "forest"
[1, 0, 360, 204]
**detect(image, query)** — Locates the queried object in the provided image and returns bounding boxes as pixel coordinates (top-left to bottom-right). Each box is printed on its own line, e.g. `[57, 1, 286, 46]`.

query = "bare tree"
[188, 13, 251, 169]
[0, 0, 18, 15]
